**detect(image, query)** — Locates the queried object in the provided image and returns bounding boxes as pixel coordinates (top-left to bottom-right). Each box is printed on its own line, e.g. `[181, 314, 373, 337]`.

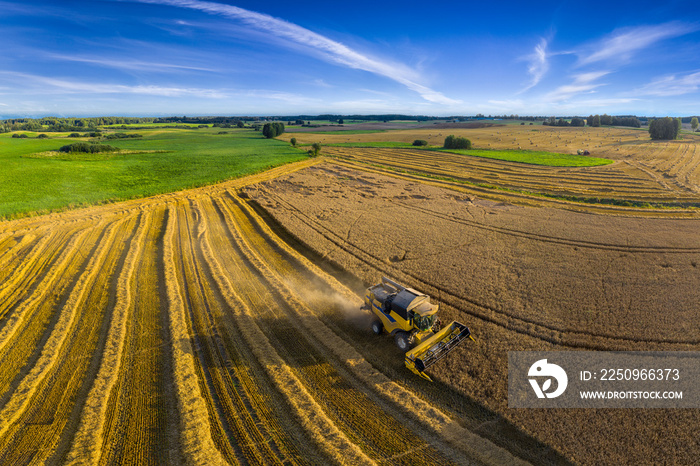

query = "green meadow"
[437, 148, 613, 167]
[0, 127, 307, 219]
[327, 141, 612, 167]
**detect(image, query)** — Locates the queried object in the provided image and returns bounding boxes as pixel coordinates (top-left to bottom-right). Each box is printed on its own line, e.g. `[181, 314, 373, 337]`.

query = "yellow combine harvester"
[364, 277, 474, 381]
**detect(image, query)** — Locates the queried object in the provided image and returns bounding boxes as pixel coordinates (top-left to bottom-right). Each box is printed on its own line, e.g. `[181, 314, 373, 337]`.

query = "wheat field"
[0, 159, 530, 465]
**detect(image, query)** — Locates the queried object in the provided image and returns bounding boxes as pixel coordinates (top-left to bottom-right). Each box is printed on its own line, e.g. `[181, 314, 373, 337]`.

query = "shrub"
[290, 137, 297, 147]
[68, 132, 81, 138]
[443, 135, 471, 149]
[412, 139, 428, 146]
[103, 133, 142, 140]
[37, 134, 49, 139]
[58, 142, 118, 153]
[308, 142, 321, 157]
[262, 122, 285, 138]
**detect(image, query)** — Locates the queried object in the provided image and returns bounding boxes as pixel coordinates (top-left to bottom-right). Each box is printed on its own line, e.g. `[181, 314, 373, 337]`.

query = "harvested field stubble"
[286, 125, 700, 209]
[246, 162, 700, 466]
[0, 159, 543, 465]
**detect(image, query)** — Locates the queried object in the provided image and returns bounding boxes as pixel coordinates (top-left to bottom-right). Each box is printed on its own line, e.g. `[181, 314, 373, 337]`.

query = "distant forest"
[1, 114, 698, 133]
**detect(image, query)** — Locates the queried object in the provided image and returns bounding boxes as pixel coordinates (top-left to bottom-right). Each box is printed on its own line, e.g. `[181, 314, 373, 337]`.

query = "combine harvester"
[364, 277, 474, 381]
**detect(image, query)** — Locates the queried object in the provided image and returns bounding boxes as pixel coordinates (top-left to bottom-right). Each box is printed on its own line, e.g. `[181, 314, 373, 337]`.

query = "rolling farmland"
[0, 159, 542, 465]
[1, 123, 699, 465]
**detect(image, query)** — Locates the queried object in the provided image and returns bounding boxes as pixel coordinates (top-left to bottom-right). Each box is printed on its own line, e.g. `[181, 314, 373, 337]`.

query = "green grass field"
[326, 141, 612, 167]
[0, 128, 307, 219]
[437, 148, 613, 166]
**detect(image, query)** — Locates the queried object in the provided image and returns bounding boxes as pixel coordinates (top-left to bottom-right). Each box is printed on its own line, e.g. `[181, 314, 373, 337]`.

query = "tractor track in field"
[251, 169, 699, 349]
[392, 201, 700, 254]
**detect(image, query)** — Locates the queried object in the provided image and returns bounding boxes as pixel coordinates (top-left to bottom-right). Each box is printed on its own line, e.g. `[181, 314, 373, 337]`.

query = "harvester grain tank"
[364, 277, 474, 381]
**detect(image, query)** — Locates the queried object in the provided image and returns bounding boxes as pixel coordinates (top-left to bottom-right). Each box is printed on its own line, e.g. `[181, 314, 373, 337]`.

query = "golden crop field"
[245, 126, 700, 466]
[285, 125, 700, 211]
[0, 159, 540, 465]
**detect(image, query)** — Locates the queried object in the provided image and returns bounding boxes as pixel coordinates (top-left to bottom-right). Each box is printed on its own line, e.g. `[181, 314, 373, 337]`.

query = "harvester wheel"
[394, 331, 412, 351]
[371, 320, 383, 335]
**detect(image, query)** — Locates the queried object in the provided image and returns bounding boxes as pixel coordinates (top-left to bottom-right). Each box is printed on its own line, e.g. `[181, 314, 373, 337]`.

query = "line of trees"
[585, 114, 641, 128]
[543, 117, 585, 127]
[540, 115, 639, 128]
[262, 122, 285, 138]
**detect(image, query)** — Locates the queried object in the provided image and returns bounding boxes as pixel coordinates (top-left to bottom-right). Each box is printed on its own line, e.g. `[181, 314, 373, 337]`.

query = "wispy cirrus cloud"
[47, 54, 218, 73]
[544, 71, 610, 102]
[578, 21, 698, 66]
[519, 38, 549, 93]
[126, 0, 459, 105]
[0, 71, 227, 98]
[634, 70, 700, 96]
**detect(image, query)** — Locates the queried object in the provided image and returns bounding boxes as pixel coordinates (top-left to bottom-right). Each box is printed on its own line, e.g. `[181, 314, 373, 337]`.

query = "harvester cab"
[364, 277, 474, 381]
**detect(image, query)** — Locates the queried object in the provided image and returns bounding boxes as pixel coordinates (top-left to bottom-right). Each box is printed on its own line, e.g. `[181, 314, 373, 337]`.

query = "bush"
[68, 132, 81, 138]
[443, 135, 471, 149]
[58, 142, 118, 153]
[308, 142, 321, 157]
[103, 133, 142, 140]
[412, 139, 428, 146]
[290, 137, 297, 147]
[37, 134, 49, 139]
[262, 122, 285, 138]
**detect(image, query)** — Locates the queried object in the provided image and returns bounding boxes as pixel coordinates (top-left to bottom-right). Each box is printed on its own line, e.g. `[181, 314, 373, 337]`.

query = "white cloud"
[312, 79, 333, 88]
[635, 71, 700, 96]
[544, 71, 610, 102]
[519, 38, 549, 93]
[47, 54, 218, 73]
[0, 72, 227, 98]
[131, 0, 460, 105]
[578, 22, 698, 66]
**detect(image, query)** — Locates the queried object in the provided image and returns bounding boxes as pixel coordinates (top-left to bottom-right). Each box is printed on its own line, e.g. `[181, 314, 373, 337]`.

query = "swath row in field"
[0, 214, 138, 464]
[0, 158, 541, 464]
[325, 146, 699, 204]
[218, 190, 529, 466]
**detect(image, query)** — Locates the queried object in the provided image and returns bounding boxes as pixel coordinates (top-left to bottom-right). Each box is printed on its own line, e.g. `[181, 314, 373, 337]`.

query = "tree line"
[586, 114, 641, 128]
[541, 115, 641, 128]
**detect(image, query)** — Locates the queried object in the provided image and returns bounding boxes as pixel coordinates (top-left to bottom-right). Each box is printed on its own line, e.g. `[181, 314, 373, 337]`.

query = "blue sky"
[1, 0, 699, 117]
